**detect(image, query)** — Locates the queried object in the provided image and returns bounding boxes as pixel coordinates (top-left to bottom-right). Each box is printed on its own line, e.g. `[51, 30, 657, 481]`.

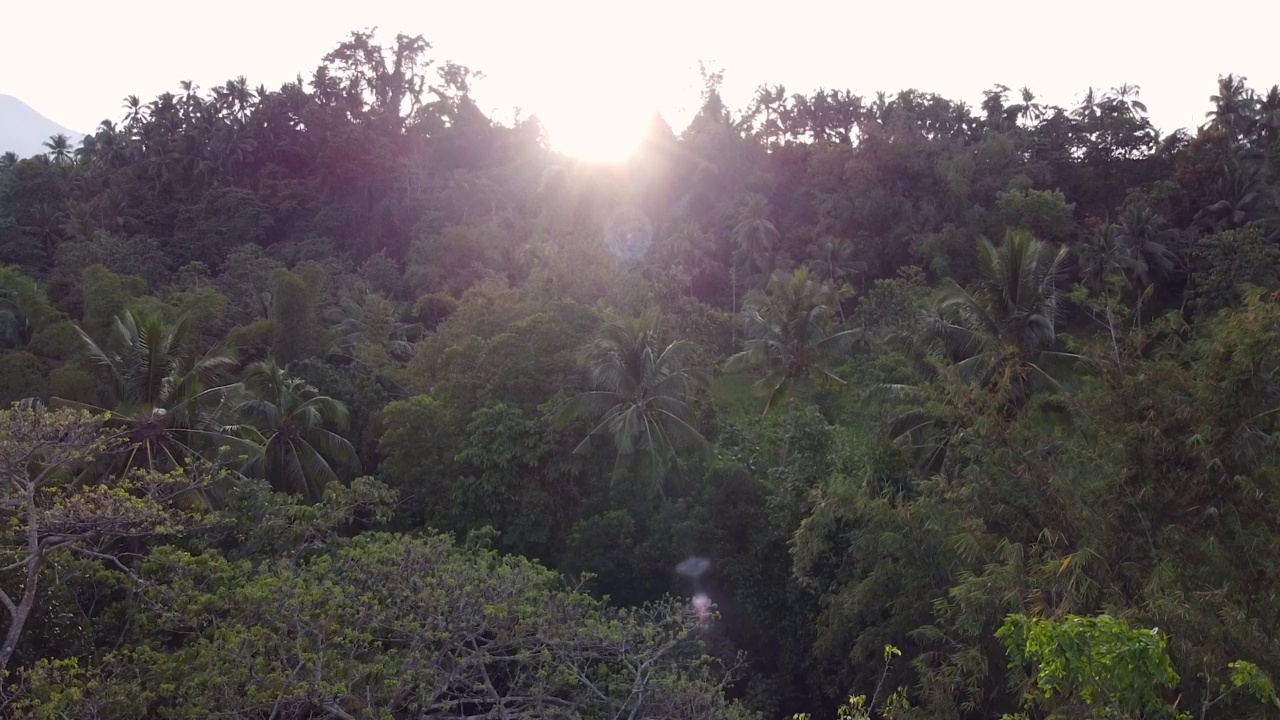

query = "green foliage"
[0, 350, 46, 404]
[0, 265, 59, 329]
[0, 404, 199, 674]
[994, 187, 1076, 241]
[46, 363, 97, 404]
[406, 284, 600, 411]
[559, 312, 711, 487]
[726, 268, 856, 414]
[412, 291, 459, 330]
[18, 533, 754, 719]
[998, 614, 1180, 717]
[79, 265, 147, 339]
[30, 319, 84, 361]
[1190, 226, 1280, 314]
[377, 394, 466, 524]
[359, 250, 402, 297]
[226, 360, 358, 502]
[270, 269, 320, 364]
[171, 187, 272, 268]
[5, 33, 1280, 720]
[224, 317, 277, 359]
[914, 225, 979, 282]
[217, 245, 282, 325]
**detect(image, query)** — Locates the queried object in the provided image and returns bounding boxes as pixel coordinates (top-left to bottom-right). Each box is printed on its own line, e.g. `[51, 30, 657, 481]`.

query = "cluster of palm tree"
[1079, 206, 1180, 296]
[63, 309, 356, 502]
[1205, 75, 1280, 145]
[737, 78, 1167, 151]
[873, 232, 1074, 474]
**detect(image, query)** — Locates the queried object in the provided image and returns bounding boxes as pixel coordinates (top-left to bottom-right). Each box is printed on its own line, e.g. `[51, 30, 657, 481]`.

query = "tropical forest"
[5, 30, 1280, 720]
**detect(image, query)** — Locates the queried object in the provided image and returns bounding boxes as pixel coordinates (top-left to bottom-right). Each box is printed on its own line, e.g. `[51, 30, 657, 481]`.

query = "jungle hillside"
[4, 30, 1280, 720]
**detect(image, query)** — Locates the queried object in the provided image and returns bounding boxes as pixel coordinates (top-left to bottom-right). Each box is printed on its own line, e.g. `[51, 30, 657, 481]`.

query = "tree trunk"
[0, 556, 41, 674]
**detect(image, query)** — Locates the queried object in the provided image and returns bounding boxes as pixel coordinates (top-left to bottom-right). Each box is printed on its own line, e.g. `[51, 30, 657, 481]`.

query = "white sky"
[3, 1, 1278, 157]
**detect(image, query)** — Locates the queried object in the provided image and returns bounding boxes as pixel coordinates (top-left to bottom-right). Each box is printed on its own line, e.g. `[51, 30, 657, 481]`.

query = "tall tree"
[733, 193, 780, 283]
[69, 310, 237, 474]
[924, 230, 1072, 395]
[727, 267, 855, 414]
[558, 313, 709, 488]
[41, 134, 73, 165]
[0, 404, 196, 674]
[226, 359, 357, 502]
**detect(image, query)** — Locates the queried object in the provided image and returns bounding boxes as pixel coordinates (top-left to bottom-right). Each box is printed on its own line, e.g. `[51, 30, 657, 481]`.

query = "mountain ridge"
[0, 94, 84, 159]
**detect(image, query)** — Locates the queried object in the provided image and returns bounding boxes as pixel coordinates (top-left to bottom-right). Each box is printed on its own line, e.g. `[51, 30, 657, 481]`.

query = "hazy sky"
[4, 1, 1278, 156]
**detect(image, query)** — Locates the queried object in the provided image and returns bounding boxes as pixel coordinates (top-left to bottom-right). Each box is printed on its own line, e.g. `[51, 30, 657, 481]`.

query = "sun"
[544, 105, 651, 164]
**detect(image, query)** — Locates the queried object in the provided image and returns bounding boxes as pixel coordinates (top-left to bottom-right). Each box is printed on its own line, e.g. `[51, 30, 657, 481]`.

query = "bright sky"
[4, 1, 1278, 161]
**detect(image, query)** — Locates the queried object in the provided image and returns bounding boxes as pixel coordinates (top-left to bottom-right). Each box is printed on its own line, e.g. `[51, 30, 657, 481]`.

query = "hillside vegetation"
[4, 31, 1280, 720]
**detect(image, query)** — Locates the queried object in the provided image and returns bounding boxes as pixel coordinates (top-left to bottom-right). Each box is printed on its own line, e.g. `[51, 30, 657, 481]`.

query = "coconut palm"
[1077, 224, 1131, 295]
[43, 134, 73, 165]
[922, 230, 1072, 394]
[664, 224, 716, 296]
[806, 235, 866, 290]
[1114, 206, 1180, 288]
[733, 193, 780, 280]
[1102, 84, 1148, 119]
[1073, 88, 1098, 122]
[122, 94, 147, 129]
[558, 313, 709, 488]
[66, 310, 238, 475]
[225, 360, 357, 502]
[1009, 87, 1045, 124]
[726, 267, 857, 414]
[328, 292, 420, 361]
[1196, 162, 1270, 231]
[1206, 74, 1256, 137]
[0, 297, 34, 350]
[1254, 85, 1280, 148]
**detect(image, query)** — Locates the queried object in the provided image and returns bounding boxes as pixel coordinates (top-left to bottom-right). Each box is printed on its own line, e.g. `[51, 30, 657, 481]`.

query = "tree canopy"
[3, 29, 1280, 720]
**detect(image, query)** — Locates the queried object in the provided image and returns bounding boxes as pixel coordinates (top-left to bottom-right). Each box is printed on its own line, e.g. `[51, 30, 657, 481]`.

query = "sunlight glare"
[544, 103, 651, 164]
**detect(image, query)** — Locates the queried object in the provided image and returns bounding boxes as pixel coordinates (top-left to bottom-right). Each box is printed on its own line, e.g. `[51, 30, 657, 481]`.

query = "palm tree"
[733, 193, 780, 282]
[1011, 87, 1045, 124]
[1196, 162, 1270, 231]
[1252, 85, 1280, 148]
[0, 152, 17, 170]
[1102, 84, 1148, 118]
[726, 267, 856, 414]
[225, 360, 357, 502]
[981, 84, 1011, 128]
[122, 94, 147, 129]
[74, 134, 99, 165]
[922, 230, 1072, 395]
[328, 292, 420, 361]
[43, 134, 73, 165]
[558, 313, 710, 488]
[0, 297, 34, 350]
[1206, 74, 1256, 137]
[664, 224, 715, 296]
[806, 235, 866, 289]
[1077, 223, 1131, 295]
[225, 76, 256, 122]
[1071, 87, 1100, 123]
[66, 310, 238, 475]
[1114, 206, 1179, 289]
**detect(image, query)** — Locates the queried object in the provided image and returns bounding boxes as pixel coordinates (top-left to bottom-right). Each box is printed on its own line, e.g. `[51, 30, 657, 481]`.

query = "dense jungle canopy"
[5, 29, 1280, 720]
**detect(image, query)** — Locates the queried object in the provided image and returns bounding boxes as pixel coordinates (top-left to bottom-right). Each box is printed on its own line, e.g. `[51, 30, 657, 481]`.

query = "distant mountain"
[0, 95, 84, 159]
